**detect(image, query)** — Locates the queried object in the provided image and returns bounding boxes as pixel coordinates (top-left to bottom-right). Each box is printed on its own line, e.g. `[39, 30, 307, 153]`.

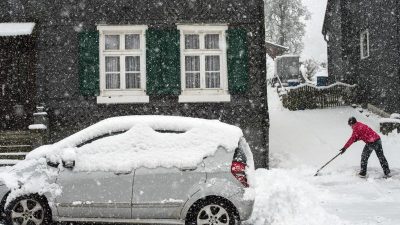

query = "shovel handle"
[314, 152, 342, 176]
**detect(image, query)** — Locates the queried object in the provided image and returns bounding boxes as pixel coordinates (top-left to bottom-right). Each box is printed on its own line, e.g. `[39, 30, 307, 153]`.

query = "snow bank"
[286, 82, 356, 91]
[0, 23, 35, 36]
[245, 169, 345, 225]
[380, 118, 400, 124]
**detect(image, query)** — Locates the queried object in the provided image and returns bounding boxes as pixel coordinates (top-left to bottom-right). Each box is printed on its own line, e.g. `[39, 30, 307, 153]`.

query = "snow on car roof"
[26, 116, 244, 171]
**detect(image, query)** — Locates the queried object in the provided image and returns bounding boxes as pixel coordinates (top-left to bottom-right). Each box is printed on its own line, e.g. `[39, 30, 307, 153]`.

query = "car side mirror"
[47, 160, 60, 168]
[62, 160, 75, 169]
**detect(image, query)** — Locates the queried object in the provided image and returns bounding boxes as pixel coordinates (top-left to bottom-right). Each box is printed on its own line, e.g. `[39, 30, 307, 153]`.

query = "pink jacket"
[343, 122, 380, 149]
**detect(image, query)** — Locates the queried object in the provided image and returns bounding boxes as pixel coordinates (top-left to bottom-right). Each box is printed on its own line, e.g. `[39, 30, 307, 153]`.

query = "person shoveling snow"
[340, 117, 391, 178]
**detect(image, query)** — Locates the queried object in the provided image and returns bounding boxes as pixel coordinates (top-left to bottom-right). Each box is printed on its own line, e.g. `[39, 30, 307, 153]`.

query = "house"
[0, 0, 269, 168]
[322, 0, 400, 115]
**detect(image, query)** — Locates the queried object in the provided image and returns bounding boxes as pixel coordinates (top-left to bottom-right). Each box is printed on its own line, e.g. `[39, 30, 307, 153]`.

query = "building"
[322, 0, 400, 114]
[0, 0, 269, 168]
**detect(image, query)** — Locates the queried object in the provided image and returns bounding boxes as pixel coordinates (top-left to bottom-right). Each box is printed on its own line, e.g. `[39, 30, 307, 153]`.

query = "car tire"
[185, 197, 240, 225]
[4, 194, 52, 225]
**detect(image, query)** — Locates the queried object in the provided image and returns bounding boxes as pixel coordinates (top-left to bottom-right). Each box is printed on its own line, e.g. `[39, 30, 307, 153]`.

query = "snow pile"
[26, 116, 243, 171]
[245, 169, 345, 225]
[0, 23, 35, 36]
[0, 158, 61, 205]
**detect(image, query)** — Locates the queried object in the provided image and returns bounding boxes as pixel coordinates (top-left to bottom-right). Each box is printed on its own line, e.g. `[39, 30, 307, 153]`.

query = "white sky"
[301, 0, 328, 62]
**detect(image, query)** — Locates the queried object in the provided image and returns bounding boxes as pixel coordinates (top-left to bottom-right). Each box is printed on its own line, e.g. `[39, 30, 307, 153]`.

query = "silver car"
[0, 116, 254, 225]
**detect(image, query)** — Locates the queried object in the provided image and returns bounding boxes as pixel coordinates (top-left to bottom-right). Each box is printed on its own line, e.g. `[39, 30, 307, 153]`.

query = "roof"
[0, 23, 35, 37]
[265, 41, 289, 59]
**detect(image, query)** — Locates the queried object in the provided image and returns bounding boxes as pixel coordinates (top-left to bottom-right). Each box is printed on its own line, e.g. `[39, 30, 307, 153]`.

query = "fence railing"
[280, 82, 356, 110]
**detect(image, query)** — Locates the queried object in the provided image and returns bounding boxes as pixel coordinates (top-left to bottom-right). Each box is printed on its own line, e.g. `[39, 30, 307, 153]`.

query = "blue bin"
[317, 77, 328, 86]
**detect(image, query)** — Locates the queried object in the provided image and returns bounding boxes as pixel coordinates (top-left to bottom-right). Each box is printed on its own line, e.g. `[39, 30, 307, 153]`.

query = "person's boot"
[383, 172, 392, 179]
[358, 171, 367, 178]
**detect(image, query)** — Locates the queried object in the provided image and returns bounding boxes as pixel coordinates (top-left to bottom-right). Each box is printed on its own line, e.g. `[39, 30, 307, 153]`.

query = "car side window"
[76, 130, 126, 148]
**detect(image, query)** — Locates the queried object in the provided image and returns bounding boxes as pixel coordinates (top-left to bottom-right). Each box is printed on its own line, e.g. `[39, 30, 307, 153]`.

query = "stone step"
[0, 159, 21, 166]
[0, 152, 28, 160]
[0, 145, 32, 153]
[0, 131, 43, 146]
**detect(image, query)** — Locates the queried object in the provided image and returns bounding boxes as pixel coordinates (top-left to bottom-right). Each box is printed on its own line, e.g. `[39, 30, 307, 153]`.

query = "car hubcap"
[197, 204, 229, 225]
[11, 199, 44, 225]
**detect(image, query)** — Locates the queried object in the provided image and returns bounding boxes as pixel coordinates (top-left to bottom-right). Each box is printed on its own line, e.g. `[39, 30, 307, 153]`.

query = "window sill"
[97, 95, 149, 104]
[178, 91, 231, 103]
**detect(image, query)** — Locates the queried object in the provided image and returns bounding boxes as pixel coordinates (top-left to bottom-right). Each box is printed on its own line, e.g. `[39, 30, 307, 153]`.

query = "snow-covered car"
[0, 116, 254, 225]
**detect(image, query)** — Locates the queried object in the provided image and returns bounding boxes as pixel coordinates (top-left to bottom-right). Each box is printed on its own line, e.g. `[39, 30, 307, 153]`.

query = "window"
[97, 25, 149, 104]
[178, 25, 230, 103]
[360, 29, 369, 59]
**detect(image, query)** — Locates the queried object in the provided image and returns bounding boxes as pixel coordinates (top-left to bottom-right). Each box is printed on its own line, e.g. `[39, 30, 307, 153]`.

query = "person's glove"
[340, 148, 346, 154]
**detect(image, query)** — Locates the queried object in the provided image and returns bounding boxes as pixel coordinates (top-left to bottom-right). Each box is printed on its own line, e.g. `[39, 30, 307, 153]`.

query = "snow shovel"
[314, 152, 342, 176]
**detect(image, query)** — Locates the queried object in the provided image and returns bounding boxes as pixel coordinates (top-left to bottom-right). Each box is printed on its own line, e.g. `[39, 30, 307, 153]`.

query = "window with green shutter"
[96, 25, 149, 104]
[177, 25, 231, 103]
[146, 28, 181, 95]
[79, 31, 100, 96]
[227, 28, 249, 94]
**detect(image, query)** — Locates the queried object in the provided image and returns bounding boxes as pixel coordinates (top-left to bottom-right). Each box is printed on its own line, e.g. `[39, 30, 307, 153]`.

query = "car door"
[131, 163, 206, 219]
[54, 131, 134, 219]
[55, 167, 134, 219]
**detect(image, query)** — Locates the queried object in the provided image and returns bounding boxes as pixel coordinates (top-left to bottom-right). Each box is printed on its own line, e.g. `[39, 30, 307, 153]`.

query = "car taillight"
[231, 161, 249, 187]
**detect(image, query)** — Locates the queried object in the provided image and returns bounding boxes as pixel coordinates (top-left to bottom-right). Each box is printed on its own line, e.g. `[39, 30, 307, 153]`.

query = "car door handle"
[179, 167, 197, 172]
[114, 171, 132, 175]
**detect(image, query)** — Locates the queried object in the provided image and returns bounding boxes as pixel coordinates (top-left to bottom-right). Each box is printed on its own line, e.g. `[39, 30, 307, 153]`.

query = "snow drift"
[245, 169, 345, 225]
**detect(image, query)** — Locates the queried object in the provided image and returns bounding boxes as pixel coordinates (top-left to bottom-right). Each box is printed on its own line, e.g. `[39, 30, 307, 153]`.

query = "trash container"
[287, 79, 300, 87]
[317, 76, 328, 86]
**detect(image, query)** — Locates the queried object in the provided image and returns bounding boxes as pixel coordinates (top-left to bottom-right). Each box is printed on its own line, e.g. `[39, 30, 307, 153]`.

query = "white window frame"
[360, 29, 370, 59]
[97, 25, 149, 104]
[177, 24, 230, 103]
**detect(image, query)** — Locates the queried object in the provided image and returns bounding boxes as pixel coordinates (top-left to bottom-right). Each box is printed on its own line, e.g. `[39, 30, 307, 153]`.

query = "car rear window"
[233, 144, 247, 164]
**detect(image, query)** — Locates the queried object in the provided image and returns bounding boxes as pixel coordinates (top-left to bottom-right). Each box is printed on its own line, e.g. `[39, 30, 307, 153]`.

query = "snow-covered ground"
[246, 86, 400, 225]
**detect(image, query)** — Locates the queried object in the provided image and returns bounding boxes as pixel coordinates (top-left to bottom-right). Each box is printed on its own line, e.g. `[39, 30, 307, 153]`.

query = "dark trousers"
[360, 139, 390, 175]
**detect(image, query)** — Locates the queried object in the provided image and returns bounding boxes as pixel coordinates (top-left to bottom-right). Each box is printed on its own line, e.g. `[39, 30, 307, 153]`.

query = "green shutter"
[227, 28, 249, 94]
[79, 31, 99, 96]
[146, 28, 181, 95]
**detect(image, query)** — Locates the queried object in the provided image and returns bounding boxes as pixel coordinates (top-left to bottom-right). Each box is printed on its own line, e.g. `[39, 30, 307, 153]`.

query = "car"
[0, 116, 254, 225]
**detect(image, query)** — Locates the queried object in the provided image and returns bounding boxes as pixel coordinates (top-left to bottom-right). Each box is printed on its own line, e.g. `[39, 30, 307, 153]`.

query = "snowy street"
[245, 86, 400, 225]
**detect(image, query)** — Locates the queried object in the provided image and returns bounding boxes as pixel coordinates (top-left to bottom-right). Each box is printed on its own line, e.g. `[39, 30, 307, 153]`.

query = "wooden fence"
[280, 82, 356, 110]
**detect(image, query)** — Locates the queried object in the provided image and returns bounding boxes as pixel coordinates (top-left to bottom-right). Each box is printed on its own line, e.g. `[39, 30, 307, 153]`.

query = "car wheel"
[5, 195, 51, 225]
[186, 197, 240, 225]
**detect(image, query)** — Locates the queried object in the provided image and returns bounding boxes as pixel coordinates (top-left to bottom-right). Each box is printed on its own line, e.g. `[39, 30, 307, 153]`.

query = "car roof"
[56, 115, 242, 149]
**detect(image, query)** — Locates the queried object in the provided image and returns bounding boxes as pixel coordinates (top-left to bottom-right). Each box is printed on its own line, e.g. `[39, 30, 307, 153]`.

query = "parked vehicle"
[0, 116, 254, 225]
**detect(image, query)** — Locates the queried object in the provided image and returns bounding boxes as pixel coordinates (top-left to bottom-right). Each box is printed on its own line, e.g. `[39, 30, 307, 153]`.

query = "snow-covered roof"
[315, 68, 329, 77]
[275, 54, 300, 59]
[0, 23, 35, 37]
[265, 41, 289, 50]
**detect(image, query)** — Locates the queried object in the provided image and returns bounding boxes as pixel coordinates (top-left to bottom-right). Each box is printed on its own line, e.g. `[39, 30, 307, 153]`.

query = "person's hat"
[348, 117, 357, 126]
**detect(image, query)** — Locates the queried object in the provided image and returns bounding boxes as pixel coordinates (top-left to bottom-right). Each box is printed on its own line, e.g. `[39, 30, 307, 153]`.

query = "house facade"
[0, 0, 269, 168]
[322, 0, 400, 114]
